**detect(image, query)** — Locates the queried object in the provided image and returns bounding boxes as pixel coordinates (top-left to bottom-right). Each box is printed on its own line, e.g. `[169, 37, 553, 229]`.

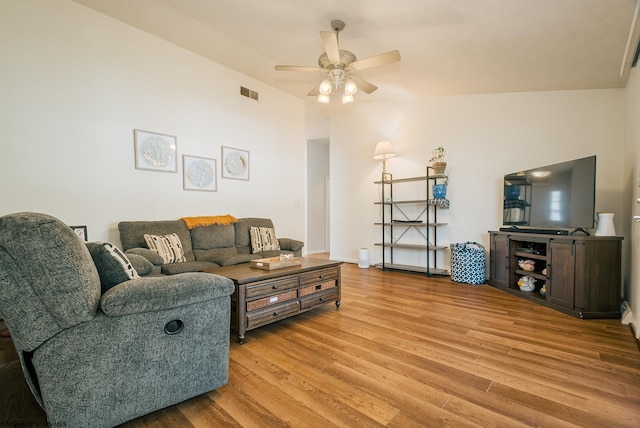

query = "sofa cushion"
[250, 227, 281, 253]
[190, 223, 235, 249]
[235, 218, 275, 254]
[85, 242, 140, 292]
[144, 233, 186, 264]
[193, 247, 238, 263]
[118, 220, 195, 262]
[200, 252, 259, 267]
[160, 260, 219, 275]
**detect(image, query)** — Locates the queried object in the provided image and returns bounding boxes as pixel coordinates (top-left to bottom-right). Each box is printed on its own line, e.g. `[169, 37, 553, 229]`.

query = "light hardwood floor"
[2, 257, 639, 427]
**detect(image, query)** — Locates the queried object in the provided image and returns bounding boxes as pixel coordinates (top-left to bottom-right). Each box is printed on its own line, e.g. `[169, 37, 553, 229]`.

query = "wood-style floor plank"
[1, 257, 639, 427]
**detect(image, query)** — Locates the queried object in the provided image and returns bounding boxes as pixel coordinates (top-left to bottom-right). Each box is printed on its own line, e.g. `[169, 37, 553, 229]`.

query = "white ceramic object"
[595, 212, 616, 236]
[358, 248, 370, 268]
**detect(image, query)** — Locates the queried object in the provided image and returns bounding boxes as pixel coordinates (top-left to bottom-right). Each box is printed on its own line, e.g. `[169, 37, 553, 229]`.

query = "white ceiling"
[74, 0, 640, 100]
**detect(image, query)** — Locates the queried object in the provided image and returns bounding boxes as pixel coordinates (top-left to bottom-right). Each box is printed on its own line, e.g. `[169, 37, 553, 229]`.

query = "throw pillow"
[143, 233, 187, 264]
[249, 227, 280, 253]
[86, 242, 140, 293]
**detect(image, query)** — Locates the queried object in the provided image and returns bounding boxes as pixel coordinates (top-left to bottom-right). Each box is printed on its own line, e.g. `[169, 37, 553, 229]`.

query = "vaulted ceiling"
[74, 0, 640, 100]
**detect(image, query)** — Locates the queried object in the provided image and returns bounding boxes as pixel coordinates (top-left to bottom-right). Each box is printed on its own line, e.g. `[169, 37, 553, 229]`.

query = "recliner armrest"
[278, 238, 304, 252]
[100, 273, 234, 317]
[124, 248, 164, 266]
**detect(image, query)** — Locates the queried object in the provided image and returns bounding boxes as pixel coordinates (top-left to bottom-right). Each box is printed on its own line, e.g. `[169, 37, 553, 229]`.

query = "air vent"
[240, 86, 259, 101]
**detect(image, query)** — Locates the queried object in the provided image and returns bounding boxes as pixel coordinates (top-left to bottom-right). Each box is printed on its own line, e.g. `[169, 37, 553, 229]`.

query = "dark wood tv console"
[488, 230, 622, 319]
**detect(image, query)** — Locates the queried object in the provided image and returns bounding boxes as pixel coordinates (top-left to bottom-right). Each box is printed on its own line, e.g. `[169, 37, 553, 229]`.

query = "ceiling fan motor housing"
[318, 50, 357, 69]
[331, 19, 345, 32]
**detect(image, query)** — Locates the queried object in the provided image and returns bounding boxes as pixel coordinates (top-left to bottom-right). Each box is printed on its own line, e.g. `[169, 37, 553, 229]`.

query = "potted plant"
[429, 146, 446, 175]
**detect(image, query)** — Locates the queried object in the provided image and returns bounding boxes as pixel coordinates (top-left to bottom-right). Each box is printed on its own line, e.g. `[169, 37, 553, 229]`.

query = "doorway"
[307, 139, 330, 254]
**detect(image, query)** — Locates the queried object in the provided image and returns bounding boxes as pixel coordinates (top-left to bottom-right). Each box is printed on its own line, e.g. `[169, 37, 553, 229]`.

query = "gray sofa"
[119, 217, 304, 275]
[0, 212, 235, 427]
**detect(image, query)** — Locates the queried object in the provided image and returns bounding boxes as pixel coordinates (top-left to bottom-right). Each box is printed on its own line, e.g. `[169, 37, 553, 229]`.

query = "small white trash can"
[358, 248, 370, 268]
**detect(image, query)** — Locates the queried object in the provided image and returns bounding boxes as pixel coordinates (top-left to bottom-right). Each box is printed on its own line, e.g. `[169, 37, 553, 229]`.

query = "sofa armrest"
[278, 238, 304, 253]
[125, 253, 154, 276]
[124, 248, 164, 266]
[100, 273, 234, 317]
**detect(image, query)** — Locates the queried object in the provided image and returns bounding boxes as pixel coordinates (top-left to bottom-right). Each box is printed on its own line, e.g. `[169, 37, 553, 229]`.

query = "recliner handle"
[164, 319, 184, 335]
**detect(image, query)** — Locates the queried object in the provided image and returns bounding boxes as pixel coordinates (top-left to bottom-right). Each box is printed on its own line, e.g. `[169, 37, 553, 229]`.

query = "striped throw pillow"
[143, 233, 186, 264]
[249, 227, 280, 253]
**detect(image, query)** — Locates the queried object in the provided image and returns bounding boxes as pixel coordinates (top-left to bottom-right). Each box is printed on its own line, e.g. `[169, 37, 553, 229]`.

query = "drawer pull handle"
[319, 297, 325, 302]
[273, 312, 279, 317]
[319, 275, 324, 279]
[272, 285, 278, 290]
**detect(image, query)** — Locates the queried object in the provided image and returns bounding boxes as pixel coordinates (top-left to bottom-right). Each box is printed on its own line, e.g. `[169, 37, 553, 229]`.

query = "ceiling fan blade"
[350, 50, 401, 71]
[307, 86, 320, 96]
[349, 75, 378, 94]
[320, 31, 341, 65]
[275, 65, 324, 72]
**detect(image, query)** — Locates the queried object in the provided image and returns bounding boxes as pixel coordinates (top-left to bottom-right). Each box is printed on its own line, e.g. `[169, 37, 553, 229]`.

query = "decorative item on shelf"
[594, 212, 616, 236]
[540, 283, 547, 297]
[429, 146, 446, 174]
[542, 267, 547, 276]
[517, 276, 536, 292]
[373, 140, 396, 181]
[505, 185, 521, 200]
[432, 183, 447, 199]
[517, 259, 535, 271]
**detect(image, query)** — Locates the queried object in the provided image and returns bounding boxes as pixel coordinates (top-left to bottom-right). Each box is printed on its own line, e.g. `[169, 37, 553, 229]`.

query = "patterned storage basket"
[450, 242, 486, 285]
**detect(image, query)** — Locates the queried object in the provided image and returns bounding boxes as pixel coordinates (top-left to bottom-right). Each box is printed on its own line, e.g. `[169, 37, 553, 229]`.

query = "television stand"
[570, 228, 590, 236]
[499, 226, 568, 235]
[488, 230, 622, 319]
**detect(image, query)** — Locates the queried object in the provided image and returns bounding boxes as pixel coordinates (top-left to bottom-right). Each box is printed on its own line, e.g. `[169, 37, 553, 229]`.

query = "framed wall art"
[134, 129, 178, 173]
[183, 155, 217, 192]
[70, 225, 88, 241]
[221, 146, 250, 180]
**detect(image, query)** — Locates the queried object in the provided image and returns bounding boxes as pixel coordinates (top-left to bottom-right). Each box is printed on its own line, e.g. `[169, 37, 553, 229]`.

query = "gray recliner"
[0, 212, 235, 427]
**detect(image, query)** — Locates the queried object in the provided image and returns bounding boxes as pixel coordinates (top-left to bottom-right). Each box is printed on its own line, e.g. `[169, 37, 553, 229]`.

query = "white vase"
[595, 212, 616, 236]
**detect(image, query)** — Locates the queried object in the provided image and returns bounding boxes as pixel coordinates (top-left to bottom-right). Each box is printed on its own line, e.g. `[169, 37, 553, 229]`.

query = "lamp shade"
[373, 140, 396, 160]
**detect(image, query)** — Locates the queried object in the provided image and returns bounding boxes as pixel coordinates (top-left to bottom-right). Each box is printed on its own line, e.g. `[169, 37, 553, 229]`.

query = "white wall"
[0, 0, 305, 246]
[625, 66, 640, 337]
[328, 90, 626, 268]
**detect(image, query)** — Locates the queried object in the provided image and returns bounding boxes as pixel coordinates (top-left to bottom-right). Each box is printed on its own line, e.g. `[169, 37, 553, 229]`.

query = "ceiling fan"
[275, 19, 401, 103]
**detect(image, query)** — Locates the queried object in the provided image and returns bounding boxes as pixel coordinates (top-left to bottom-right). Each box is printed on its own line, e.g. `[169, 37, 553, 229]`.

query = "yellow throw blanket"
[181, 215, 238, 230]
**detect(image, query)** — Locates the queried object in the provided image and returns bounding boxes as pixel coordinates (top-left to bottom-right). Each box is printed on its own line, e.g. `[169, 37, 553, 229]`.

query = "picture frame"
[70, 225, 88, 241]
[183, 155, 217, 192]
[134, 129, 178, 173]
[221, 146, 250, 180]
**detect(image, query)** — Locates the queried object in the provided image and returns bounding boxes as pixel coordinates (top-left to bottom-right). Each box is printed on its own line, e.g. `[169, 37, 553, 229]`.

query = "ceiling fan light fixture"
[344, 78, 358, 95]
[318, 93, 330, 104]
[318, 78, 332, 95]
[341, 93, 354, 104]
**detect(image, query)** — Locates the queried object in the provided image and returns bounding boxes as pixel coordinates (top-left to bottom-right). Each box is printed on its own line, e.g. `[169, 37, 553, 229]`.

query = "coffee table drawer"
[246, 301, 300, 329]
[299, 280, 337, 297]
[299, 268, 339, 286]
[247, 289, 298, 311]
[246, 276, 299, 299]
[300, 289, 339, 310]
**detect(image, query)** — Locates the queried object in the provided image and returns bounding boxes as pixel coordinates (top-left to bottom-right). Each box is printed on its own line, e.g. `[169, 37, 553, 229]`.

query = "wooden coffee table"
[205, 258, 342, 343]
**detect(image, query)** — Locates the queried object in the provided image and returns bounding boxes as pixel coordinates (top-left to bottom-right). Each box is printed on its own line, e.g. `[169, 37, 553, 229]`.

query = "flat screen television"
[502, 156, 596, 233]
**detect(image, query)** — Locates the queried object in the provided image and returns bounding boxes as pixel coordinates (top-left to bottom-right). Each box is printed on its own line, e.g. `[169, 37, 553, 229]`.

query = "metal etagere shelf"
[374, 166, 449, 275]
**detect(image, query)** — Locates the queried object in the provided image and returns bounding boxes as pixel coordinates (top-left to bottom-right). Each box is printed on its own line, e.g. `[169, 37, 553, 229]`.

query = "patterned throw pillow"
[86, 242, 140, 293]
[249, 227, 280, 253]
[143, 233, 186, 264]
